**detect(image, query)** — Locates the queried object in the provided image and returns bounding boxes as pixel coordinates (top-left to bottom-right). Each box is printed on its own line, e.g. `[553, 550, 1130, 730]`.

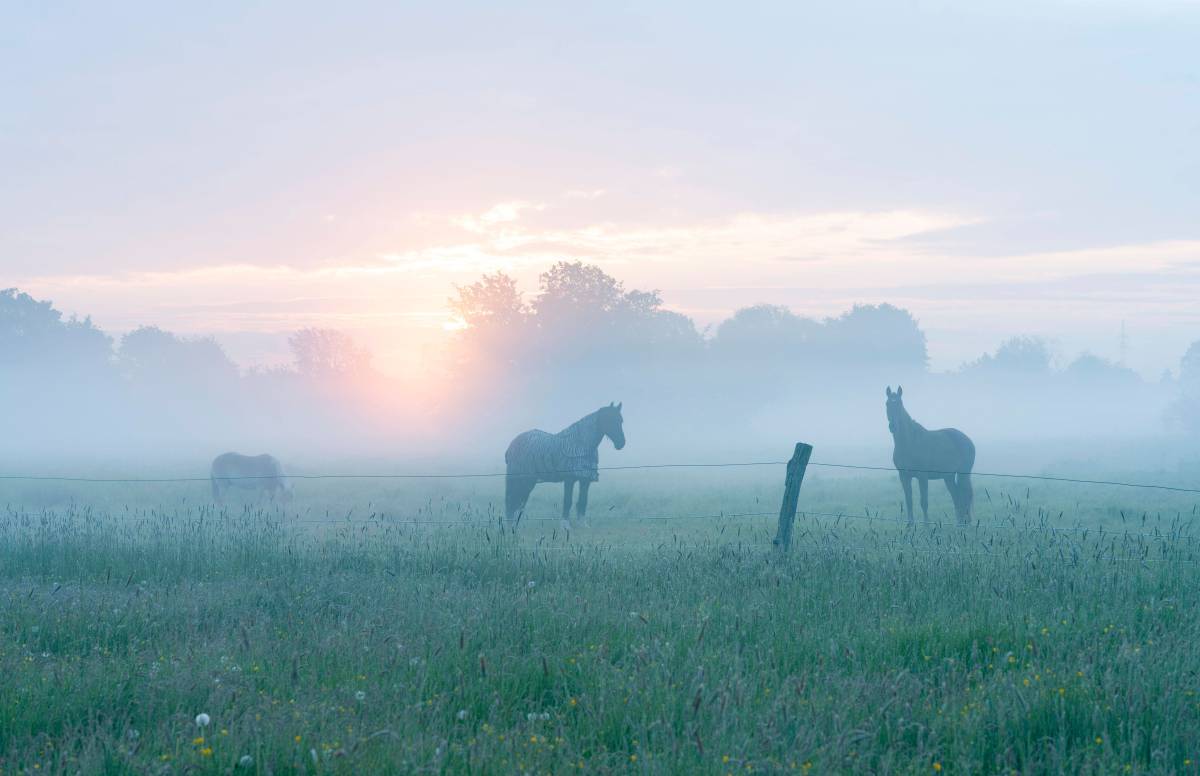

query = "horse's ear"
[897, 386, 903, 398]
[616, 402, 622, 411]
[886, 386, 893, 397]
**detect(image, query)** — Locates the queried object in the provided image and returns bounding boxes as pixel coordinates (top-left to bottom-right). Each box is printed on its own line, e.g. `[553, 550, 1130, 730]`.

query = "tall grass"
[1, 472, 1199, 773]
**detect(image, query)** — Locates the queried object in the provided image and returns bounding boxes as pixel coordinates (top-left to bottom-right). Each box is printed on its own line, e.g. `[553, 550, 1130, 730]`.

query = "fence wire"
[2, 459, 1199, 495]
[4, 456, 1200, 566]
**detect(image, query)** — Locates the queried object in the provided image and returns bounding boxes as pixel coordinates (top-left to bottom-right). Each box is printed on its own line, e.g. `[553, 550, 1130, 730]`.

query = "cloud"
[454, 200, 547, 234]
[564, 188, 608, 200]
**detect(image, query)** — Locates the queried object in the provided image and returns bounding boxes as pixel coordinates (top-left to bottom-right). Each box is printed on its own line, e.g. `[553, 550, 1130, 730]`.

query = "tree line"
[3, 260, 1199, 457]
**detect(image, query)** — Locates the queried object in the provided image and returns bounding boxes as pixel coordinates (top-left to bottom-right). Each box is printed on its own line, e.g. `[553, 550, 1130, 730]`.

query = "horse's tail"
[953, 430, 975, 523]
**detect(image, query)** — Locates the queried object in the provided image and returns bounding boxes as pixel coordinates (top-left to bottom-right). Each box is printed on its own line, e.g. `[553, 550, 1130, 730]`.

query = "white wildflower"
[195, 713, 211, 727]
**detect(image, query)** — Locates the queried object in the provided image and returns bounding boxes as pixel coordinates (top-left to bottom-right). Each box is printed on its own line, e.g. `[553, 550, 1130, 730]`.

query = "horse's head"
[280, 478, 295, 503]
[885, 385, 905, 433]
[599, 402, 625, 450]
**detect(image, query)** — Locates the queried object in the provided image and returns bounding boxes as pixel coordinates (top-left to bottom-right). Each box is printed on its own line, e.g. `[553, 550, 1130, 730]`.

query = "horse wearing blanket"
[505, 403, 626, 530]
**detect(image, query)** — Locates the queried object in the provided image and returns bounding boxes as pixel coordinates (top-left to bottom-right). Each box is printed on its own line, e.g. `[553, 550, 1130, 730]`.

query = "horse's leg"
[918, 477, 930, 522]
[956, 472, 973, 525]
[576, 480, 591, 526]
[561, 480, 575, 531]
[211, 478, 221, 504]
[900, 474, 914, 523]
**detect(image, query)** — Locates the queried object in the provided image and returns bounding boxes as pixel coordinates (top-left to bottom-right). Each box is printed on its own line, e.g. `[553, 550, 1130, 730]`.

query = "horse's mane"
[895, 402, 926, 434]
[558, 408, 601, 439]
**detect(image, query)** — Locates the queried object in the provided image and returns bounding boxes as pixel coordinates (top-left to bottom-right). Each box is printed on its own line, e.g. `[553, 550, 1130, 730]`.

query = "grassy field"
[2, 467, 1200, 774]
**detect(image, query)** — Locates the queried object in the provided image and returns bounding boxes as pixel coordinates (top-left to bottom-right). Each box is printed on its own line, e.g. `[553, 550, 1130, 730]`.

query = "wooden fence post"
[772, 442, 813, 551]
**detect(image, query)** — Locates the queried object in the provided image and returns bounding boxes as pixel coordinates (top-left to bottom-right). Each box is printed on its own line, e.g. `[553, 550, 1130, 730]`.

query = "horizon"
[2, 277, 1177, 383]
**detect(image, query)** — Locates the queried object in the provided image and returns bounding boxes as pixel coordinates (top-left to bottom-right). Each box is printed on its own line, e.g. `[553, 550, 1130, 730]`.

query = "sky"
[2, 0, 1198, 379]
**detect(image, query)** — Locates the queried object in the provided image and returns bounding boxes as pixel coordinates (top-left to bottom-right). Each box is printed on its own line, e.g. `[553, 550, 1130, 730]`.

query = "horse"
[885, 386, 975, 524]
[504, 402, 626, 530]
[210, 452, 293, 503]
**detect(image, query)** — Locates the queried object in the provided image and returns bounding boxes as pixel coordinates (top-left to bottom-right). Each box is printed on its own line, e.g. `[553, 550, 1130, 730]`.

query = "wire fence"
[2, 458, 1199, 495]
[4, 456, 1200, 566]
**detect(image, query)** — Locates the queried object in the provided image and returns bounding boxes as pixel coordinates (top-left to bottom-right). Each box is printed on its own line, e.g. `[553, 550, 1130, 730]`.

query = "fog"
[3, 269, 1199, 486]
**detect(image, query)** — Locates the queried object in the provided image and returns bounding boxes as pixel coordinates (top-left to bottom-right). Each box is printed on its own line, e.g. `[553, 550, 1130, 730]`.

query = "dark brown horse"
[885, 386, 975, 524]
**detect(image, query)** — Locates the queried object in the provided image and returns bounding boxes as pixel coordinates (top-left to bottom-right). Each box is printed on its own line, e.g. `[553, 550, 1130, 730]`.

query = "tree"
[818, 303, 928, 373]
[1167, 341, 1200, 432]
[533, 261, 626, 324]
[289, 328, 371, 378]
[960, 336, 1053, 377]
[531, 261, 700, 350]
[1063, 353, 1140, 386]
[0, 287, 112, 371]
[1180, 341, 1200, 397]
[449, 272, 528, 330]
[711, 304, 821, 357]
[118, 326, 238, 385]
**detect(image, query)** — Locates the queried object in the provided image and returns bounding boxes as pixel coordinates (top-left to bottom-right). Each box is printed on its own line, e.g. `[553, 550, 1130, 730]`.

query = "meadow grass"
[1, 469, 1200, 774]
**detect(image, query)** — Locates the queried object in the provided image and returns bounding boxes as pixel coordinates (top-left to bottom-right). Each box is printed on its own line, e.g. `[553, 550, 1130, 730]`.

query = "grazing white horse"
[210, 452, 293, 503]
